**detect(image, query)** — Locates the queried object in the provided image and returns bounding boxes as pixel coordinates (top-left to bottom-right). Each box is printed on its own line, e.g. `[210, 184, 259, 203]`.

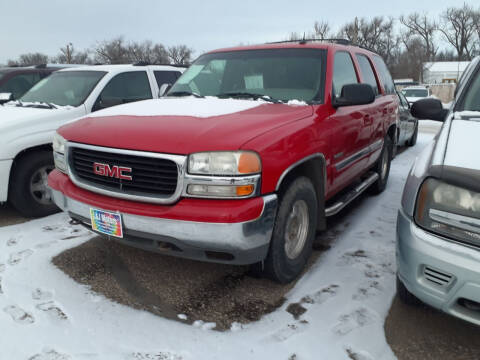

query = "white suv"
[0, 64, 184, 217]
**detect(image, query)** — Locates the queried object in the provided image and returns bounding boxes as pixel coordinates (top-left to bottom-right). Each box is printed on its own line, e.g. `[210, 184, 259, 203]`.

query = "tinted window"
[332, 52, 358, 98]
[402, 89, 428, 98]
[21, 71, 106, 107]
[100, 71, 152, 103]
[0, 73, 41, 99]
[154, 71, 181, 87]
[170, 49, 326, 102]
[356, 54, 379, 96]
[460, 67, 480, 111]
[373, 56, 395, 95]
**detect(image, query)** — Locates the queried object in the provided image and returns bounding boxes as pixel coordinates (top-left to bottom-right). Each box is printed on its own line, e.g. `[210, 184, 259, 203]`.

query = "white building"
[423, 61, 471, 84]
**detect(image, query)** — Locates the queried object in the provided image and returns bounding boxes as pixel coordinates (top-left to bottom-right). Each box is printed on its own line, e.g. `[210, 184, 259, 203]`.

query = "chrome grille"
[67, 144, 185, 203]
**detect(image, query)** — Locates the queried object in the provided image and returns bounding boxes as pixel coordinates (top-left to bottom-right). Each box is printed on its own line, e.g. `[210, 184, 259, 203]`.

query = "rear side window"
[373, 56, 395, 95]
[332, 52, 358, 98]
[154, 71, 181, 87]
[356, 54, 379, 96]
[100, 71, 152, 103]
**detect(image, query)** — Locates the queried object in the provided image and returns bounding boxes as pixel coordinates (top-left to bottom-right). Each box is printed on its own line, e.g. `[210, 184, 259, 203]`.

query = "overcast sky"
[0, 0, 478, 64]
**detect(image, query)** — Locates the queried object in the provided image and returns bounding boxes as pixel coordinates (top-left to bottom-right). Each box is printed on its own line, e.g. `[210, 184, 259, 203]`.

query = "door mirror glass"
[411, 98, 447, 122]
[333, 83, 375, 107]
[159, 83, 172, 97]
[0, 92, 13, 104]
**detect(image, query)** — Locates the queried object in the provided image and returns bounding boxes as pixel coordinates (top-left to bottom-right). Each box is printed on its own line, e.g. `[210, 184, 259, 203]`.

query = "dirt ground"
[52, 233, 335, 331]
[385, 297, 480, 360]
[0, 204, 28, 227]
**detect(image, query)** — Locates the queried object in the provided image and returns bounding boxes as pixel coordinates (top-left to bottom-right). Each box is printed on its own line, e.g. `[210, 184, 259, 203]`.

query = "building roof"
[423, 61, 471, 73]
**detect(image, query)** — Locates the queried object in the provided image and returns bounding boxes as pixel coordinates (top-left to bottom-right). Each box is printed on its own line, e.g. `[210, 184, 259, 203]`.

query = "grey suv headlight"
[415, 178, 480, 246]
[52, 133, 67, 173]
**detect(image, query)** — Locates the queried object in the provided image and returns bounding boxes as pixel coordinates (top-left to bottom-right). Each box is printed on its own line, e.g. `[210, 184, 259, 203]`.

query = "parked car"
[402, 85, 431, 106]
[396, 90, 418, 148]
[48, 40, 398, 283]
[0, 64, 185, 217]
[396, 56, 480, 325]
[0, 65, 67, 104]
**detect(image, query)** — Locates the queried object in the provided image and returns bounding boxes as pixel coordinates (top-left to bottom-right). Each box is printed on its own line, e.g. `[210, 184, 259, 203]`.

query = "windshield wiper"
[215, 92, 280, 103]
[167, 91, 204, 98]
[24, 102, 57, 109]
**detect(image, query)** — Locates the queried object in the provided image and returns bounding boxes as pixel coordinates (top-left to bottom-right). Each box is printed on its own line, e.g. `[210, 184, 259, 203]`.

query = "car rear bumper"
[50, 176, 278, 265]
[0, 159, 13, 203]
[396, 208, 480, 326]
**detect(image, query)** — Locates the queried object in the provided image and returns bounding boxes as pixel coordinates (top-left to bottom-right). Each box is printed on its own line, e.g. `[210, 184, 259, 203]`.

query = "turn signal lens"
[236, 184, 255, 196]
[238, 153, 261, 174]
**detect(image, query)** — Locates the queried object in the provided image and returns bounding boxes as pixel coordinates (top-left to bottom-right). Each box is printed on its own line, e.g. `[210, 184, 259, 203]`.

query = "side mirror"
[0, 92, 13, 105]
[411, 98, 448, 122]
[159, 83, 172, 97]
[333, 84, 375, 108]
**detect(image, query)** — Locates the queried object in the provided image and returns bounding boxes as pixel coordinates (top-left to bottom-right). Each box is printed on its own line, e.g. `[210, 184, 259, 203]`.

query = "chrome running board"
[325, 172, 379, 217]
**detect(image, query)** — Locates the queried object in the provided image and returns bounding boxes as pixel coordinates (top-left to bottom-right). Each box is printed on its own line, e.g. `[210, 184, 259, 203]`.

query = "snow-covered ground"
[0, 133, 435, 360]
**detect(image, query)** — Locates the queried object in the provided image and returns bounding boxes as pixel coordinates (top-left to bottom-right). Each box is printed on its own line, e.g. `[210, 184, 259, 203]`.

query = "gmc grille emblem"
[93, 162, 132, 180]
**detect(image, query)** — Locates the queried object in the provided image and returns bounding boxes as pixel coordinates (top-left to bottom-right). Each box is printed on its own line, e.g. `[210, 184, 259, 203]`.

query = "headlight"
[188, 151, 261, 176]
[415, 178, 480, 246]
[53, 133, 67, 173]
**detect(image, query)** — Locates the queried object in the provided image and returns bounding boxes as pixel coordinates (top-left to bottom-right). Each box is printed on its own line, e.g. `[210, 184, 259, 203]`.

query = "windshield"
[402, 89, 428, 98]
[459, 66, 480, 112]
[20, 71, 106, 107]
[169, 48, 326, 103]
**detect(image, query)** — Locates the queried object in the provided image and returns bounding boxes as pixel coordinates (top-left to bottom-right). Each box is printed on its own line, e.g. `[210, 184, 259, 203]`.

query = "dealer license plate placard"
[90, 208, 123, 238]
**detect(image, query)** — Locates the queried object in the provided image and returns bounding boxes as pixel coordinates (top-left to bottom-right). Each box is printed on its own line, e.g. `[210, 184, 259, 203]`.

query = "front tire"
[263, 177, 318, 283]
[9, 151, 59, 218]
[369, 136, 392, 195]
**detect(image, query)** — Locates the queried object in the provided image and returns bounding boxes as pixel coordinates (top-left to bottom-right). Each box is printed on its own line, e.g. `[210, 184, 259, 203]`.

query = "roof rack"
[132, 61, 187, 68]
[265, 38, 377, 53]
[267, 38, 352, 45]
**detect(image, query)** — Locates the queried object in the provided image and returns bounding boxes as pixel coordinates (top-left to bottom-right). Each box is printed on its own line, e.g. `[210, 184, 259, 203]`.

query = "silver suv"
[396, 56, 480, 325]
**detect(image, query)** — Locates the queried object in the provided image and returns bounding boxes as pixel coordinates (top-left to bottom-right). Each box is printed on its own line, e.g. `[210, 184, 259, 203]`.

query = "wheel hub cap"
[30, 165, 54, 205]
[284, 200, 309, 260]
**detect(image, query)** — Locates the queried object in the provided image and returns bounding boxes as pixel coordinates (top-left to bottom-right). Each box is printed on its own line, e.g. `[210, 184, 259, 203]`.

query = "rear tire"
[262, 177, 318, 283]
[397, 276, 421, 306]
[369, 136, 392, 195]
[408, 124, 418, 147]
[9, 151, 59, 218]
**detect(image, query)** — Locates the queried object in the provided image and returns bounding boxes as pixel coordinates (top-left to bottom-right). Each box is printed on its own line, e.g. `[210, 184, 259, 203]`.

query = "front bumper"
[396, 208, 480, 325]
[0, 159, 13, 203]
[51, 187, 277, 265]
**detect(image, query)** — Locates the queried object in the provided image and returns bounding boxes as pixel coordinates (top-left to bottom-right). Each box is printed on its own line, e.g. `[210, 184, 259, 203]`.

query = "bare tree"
[399, 12, 437, 61]
[126, 41, 169, 64]
[94, 37, 130, 64]
[439, 3, 477, 60]
[338, 17, 399, 67]
[53, 43, 92, 64]
[167, 45, 193, 65]
[313, 20, 331, 40]
[7, 52, 49, 66]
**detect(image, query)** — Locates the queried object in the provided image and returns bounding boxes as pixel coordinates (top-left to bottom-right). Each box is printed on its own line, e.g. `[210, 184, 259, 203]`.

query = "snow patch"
[88, 97, 265, 119]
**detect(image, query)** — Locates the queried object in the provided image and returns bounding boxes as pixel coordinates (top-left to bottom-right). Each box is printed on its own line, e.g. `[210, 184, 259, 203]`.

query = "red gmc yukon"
[48, 40, 398, 283]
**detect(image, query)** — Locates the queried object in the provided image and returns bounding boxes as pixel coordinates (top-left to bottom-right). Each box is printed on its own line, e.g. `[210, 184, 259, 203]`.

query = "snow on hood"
[444, 115, 480, 171]
[88, 97, 265, 119]
[0, 103, 73, 126]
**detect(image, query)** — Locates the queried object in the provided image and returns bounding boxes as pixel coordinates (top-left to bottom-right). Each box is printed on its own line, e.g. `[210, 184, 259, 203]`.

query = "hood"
[443, 114, 480, 171]
[0, 104, 73, 130]
[59, 97, 314, 154]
